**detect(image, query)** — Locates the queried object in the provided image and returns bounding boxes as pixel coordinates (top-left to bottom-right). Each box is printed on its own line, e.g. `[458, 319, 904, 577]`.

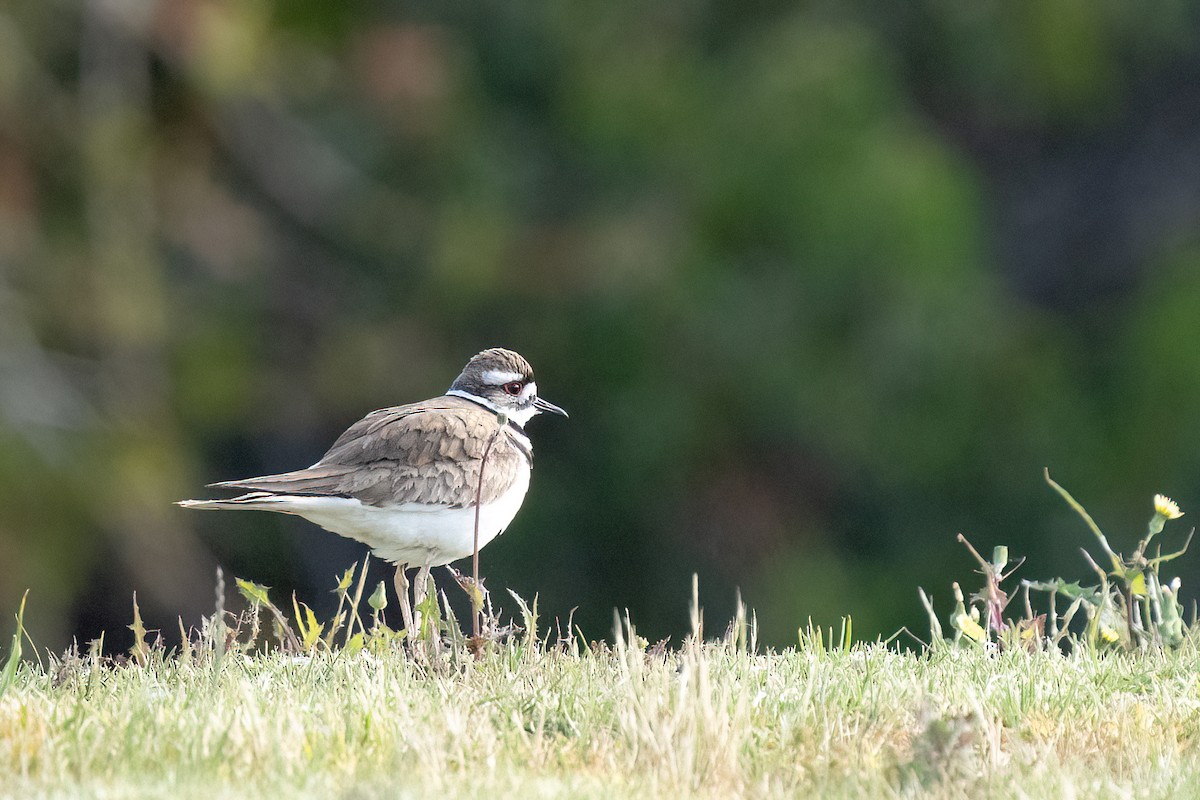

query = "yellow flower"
[1154, 494, 1184, 520]
[1100, 626, 1120, 644]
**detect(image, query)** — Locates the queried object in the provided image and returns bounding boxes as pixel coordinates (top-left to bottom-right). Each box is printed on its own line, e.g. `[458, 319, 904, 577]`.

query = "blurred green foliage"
[2, 0, 1199, 648]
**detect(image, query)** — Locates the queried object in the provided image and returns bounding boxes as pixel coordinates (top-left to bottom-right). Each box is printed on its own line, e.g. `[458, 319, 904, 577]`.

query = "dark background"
[3, 0, 1200, 651]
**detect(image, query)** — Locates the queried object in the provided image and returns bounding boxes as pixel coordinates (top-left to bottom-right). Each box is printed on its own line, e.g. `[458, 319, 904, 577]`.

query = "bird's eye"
[502, 381, 523, 396]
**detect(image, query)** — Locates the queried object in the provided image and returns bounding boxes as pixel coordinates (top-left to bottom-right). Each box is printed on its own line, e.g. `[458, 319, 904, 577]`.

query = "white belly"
[283, 465, 531, 567]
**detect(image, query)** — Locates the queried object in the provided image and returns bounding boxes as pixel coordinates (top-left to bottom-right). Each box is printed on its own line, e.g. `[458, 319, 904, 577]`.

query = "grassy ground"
[3, 621, 1200, 799]
[5, 480, 1188, 797]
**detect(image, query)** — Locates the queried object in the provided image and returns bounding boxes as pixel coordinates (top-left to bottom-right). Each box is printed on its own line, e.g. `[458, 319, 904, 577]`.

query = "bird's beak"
[533, 396, 569, 417]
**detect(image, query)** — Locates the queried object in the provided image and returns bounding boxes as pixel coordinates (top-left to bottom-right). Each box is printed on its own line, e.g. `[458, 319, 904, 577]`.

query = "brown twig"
[957, 533, 1011, 634]
[472, 416, 506, 639]
[343, 554, 371, 648]
[956, 533, 988, 568]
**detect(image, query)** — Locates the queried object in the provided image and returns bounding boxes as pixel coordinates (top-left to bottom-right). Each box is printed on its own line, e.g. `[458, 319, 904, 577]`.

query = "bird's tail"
[176, 492, 294, 512]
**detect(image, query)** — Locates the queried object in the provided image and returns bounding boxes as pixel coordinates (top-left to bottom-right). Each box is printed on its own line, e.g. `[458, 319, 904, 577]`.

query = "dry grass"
[2, 604, 1200, 799]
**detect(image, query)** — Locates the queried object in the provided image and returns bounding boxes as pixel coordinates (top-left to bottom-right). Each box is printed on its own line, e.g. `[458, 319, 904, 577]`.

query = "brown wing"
[209, 396, 526, 508]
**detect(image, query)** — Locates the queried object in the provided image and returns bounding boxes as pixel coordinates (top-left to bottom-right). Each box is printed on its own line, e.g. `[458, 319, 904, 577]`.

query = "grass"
[2, 477, 1199, 798]
[3, 599, 1200, 798]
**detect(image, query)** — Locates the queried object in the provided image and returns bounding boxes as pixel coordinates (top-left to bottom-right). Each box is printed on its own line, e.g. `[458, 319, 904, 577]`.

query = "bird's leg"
[394, 565, 414, 637]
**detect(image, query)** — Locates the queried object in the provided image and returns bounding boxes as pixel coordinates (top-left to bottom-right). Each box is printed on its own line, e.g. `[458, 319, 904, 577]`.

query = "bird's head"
[449, 348, 568, 426]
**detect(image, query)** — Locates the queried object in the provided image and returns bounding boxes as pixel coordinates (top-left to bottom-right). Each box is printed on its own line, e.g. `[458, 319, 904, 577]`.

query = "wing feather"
[209, 396, 526, 508]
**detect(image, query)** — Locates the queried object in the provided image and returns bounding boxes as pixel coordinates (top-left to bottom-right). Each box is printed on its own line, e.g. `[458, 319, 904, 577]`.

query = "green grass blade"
[0, 591, 28, 697]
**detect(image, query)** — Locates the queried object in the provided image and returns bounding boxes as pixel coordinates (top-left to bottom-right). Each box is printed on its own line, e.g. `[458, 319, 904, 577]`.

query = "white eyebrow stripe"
[482, 369, 525, 385]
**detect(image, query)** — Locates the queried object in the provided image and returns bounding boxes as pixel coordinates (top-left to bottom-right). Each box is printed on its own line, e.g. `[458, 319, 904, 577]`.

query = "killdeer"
[179, 347, 567, 633]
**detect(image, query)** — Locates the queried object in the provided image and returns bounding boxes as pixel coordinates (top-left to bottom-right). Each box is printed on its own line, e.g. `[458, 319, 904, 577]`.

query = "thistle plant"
[923, 470, 1194, 652]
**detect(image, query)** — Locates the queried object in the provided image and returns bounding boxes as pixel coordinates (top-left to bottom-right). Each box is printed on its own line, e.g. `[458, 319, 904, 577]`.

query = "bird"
[178, 347, 567, 634]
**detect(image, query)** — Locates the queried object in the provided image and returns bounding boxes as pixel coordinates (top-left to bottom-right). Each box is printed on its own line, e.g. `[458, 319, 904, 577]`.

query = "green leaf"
[1023, 579, 1103, 604]
[292, 596, 324, 651]
[302, 606, 323, 650]
[415, 581, 441, 640]
[335, 566, 355, 595]
[236, 579, 271, 607]
[508, 589, 539, 647]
